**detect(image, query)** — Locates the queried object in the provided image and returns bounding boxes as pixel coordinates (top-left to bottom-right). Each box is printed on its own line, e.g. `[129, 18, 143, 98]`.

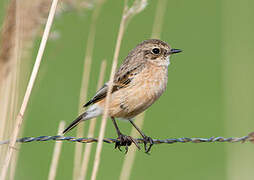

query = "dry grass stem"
[0, 0, 18, 156]
[0, 76, 12, 167]
[0, 0, 59, 179]
[90, 8, 125, 180]
[73, 1, 105, 179]
[78, 60, 107, 180]
[91, 1, 147, 179]
[0, 0, 52, 75]
[0, 0, 91, 89]
[0, 0, 54, 147]
[124, 0, 147, 26]
[151, 0, 167, 39]
[9, 144, 19, 180]
[0, 0, 16, 89]
[120, 1, 166, 178]
[0, 76, 12, 142]
[0, 1, 52, 145]
[4, 1, 56, 179]
[0, 0, 21, 177]
[119, 113, 145, 180]
[59, 0, 95, 12]
[48, 121, 66, 180]
[8, 3, 23, 178]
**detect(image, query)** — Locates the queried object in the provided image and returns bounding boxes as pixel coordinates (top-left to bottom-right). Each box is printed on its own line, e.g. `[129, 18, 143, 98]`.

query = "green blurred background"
[0, 0, 254, 180]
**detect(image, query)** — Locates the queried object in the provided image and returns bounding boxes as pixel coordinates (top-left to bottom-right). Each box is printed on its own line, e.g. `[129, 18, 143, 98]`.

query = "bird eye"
[152, 48, 160, 54]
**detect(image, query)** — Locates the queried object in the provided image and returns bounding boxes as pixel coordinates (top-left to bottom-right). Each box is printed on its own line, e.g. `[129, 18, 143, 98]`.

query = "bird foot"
[115, 134, 140, 153]
[143, 136, 154, 154]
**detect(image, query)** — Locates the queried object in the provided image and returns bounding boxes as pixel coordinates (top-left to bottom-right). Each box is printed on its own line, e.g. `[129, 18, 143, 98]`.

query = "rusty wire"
[0, 132, 253, 146]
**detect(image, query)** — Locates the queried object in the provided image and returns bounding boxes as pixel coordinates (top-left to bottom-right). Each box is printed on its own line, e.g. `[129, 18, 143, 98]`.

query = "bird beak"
[169, 49, 182, 55]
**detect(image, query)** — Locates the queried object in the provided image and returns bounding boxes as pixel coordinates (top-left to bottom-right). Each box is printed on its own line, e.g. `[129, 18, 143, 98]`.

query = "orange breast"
[98, 64, 168, 119]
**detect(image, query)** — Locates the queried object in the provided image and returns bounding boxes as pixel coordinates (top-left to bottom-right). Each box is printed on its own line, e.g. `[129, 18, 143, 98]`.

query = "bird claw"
[143, 136, 154, 154]
[115, 134, 140, 153]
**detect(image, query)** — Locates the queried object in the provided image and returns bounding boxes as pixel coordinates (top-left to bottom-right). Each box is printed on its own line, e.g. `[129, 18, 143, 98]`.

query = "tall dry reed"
[90, 1, 147, 179]
[119, 113, 145, 180]
[48, 121, 66, 180]
[0, 0, 96, 179]
[72, 1, 105, 180]
[119, 1, 167, 179]
[0, 1, 55, 179]
[78, 60, 107, 180]
[0, 0, 17, 89]
[0, 1, 59, 179]
[0, 0, 18, 148]
[0, 2, 21, 177]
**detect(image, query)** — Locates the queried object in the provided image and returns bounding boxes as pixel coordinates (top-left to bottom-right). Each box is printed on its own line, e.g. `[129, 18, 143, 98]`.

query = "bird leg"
[111, 117, 140, 153]
[129, 119, 154, 153]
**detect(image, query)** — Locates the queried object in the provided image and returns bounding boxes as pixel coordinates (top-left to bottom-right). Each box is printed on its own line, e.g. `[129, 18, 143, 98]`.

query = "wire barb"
[1, 132, 253, 146]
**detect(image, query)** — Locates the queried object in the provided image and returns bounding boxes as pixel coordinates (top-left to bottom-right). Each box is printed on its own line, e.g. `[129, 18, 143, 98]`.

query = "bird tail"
[62, 104, 103, 134]
[62, 113, 86, 134]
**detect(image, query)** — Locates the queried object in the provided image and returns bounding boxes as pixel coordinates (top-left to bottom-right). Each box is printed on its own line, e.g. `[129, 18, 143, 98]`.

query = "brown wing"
[83, 83, 117, 107]
[84, 43, 145, 107]
[83, 64, 144, 107]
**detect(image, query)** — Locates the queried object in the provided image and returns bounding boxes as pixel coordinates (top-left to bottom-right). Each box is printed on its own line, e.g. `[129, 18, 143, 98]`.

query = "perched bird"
[63, 39, 182, 153]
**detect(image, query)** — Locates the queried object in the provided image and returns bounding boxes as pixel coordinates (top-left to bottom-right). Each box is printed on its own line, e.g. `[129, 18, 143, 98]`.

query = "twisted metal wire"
[1, 132, 253, 146]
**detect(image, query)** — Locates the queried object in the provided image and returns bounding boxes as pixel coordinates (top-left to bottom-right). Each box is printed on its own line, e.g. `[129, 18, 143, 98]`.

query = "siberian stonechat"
[63, 39, 182, 153]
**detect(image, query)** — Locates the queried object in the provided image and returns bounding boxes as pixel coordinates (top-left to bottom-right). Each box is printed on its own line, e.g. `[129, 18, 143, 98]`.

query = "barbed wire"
[1, 132, 253, 146]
